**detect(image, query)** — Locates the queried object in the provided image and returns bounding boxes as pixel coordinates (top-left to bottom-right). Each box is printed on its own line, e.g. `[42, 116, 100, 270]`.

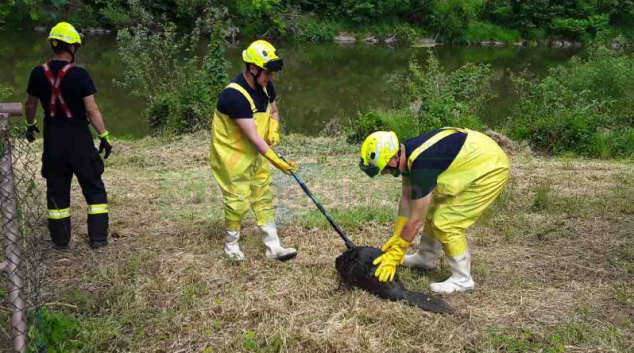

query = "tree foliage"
[2, 0, 634, 42]
[115, 13, 229, 135]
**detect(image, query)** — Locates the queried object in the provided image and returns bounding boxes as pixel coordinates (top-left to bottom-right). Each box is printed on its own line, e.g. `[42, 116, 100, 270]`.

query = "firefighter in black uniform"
[24, 22, 112, 249]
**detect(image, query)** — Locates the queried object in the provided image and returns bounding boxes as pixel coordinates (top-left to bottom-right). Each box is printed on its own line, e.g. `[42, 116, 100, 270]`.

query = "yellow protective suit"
[210, 83, 275, 231]
[408, 127, 510, 257]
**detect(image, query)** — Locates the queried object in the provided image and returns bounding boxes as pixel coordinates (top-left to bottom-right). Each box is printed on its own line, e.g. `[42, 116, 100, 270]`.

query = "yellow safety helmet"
[48, 22, 82, 46]
[359, 131, 400, 177]
[242, 40, 283, 72]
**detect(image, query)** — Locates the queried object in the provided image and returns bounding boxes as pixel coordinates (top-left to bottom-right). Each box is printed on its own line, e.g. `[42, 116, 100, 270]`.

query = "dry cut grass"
[2, 132, 633, 352]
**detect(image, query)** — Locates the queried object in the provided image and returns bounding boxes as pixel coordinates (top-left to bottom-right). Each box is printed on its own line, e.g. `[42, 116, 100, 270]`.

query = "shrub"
[98, 1, 132, 28]
[28, 309, 82, 352]
[505, 42, 634, 158]
[116, 17, 229, 135]
[340, 0, 410, 22]
[462, 21, 521, 43]
[347, 109, 420, 143]
[235, 0, 285, 37]
[429, 0, 481, 41]
[400, 51, 492, 131]
[281, 11, 345, 42]
[349, 51, 494, 143]
[550, 14, 610, 41]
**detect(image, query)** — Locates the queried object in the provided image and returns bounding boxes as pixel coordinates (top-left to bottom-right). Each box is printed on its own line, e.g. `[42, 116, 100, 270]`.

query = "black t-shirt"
[403, 129, 467, 200]
[26, 60, 97, 122]
[216, 73, 277, 119]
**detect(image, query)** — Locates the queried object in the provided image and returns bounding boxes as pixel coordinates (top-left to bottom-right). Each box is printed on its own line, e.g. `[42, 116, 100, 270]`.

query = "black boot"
[88, 213, 109, 249]
[48, 217, 71, 248]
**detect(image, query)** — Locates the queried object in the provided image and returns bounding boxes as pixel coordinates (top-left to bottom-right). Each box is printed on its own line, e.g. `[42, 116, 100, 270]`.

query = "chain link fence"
[0, 104, 47, 352]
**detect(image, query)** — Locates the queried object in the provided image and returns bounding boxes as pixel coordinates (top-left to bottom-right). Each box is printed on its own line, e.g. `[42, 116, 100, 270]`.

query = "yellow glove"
[267, 119, 281, 147]
[373, 235, 411, 282]
[264, 149, 298, 175]
[380, 216, 409, 253]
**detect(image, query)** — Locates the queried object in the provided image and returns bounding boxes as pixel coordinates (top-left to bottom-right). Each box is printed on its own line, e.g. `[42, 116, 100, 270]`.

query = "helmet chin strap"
[387, 167, 401, 177]
[249, 65, 264, 85]
[69, 47, 76, 63]
[389, 149, 403, 177]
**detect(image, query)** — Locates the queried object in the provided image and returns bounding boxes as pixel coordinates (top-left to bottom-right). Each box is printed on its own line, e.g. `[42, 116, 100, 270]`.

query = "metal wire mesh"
[0, 113, 46, 352]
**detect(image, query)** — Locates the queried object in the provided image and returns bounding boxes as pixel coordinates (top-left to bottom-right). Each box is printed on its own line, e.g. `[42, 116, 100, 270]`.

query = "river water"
[0, 31, 582, 138]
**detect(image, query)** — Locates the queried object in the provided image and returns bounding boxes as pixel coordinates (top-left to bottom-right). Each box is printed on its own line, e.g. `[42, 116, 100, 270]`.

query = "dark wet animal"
[335, 246, 454, 314]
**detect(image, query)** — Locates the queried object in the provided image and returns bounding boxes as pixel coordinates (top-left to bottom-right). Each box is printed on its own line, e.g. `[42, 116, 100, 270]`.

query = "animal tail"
[403, 290, 454, 314]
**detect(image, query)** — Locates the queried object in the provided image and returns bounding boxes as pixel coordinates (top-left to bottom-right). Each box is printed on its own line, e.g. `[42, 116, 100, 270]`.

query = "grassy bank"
[3, 132, 632, 352]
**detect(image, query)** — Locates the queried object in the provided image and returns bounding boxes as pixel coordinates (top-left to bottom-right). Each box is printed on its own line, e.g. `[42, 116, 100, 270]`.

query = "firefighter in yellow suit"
[210, 40, 297, 261]
[359, 128, 510, 293]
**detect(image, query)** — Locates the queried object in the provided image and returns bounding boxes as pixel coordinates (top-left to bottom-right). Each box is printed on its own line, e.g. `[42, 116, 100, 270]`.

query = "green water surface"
[0, 31, 581, 138]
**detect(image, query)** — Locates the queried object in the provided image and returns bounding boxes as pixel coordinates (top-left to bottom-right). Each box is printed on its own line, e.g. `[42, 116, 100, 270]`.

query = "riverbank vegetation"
[505, 38, 634, 158]
[115, 18, 229, 135]
[348, 52, 493, 143]
[2, 0, 634, 44]
[348, 38, 634, 158]
[112, 16, 634, 158]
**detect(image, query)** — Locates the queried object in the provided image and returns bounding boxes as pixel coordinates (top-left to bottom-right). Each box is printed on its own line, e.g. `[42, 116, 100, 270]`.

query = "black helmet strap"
[51, 40, 78, 63]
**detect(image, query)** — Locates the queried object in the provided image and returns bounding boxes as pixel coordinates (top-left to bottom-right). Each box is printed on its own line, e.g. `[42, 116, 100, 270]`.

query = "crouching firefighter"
[359, 128, 510, 293]
[24, 22, 113, 249]
[210, 40, 297, 261]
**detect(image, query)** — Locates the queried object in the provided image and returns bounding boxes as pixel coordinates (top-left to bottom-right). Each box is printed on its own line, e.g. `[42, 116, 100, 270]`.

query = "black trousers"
[43, 122, 108, 246]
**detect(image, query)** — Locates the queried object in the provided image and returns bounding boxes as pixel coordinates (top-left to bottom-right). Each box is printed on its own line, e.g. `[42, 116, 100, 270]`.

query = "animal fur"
[335, 247, 454, 314]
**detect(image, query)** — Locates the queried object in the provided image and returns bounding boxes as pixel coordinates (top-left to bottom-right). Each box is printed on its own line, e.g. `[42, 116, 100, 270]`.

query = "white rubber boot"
[224, 230, 245, 261]
[261, 222, 297, 261]
[403, 232, 442, 270]
[430, 250, 475, 294]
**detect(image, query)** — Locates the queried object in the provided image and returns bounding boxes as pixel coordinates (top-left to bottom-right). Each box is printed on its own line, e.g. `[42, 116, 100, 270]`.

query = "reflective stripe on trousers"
[88, 203, 109, 215]
[48, 208, 71, 219]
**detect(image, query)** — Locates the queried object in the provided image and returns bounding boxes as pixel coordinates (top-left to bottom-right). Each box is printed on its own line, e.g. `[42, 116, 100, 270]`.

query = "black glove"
[25, 122, 40, 143]
[98, 131, 112, 160]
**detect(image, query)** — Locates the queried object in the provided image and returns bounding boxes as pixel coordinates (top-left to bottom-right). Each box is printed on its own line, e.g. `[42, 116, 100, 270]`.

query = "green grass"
[462, 22, 522, 43]
[532, 181, 552, 211]
[484, 320, 629, 353]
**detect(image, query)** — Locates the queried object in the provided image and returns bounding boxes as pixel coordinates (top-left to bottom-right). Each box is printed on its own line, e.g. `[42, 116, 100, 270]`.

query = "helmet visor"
[264, 58, 283, 72]
[359, 158, 380, 178]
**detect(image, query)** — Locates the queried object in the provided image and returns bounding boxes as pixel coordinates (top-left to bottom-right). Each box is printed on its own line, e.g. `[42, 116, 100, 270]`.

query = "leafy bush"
[235, 0, 285, 37]
[347, 109, 420, 143]
[349, 51, 494, 142]
[28, 309, 82, 353]
[462, 21, 521, 43]
[551, 14, 610, 41]
[98, 1, 132, 28]
[340, 0, 410, 22]
[505, 42, 634, 158]
[116, 17, 229, 135]
[429, 0, 481, 41]
[281, 11, 345, 42]
[400, 51, 492, 131]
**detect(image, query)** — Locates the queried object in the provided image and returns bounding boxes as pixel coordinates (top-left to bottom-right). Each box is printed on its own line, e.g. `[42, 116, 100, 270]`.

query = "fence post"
[0, 103, 27, 353]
